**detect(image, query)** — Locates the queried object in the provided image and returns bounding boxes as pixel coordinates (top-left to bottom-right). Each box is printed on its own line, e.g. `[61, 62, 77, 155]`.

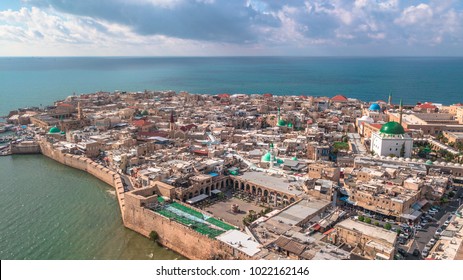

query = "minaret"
[77, 101, 83, 120]
[399, 99, 403, 125]
[277, 106, 281, 122]
[388, 92, 392, 106]
[169, 110, 175, 131]
[269, 142, 274, 168]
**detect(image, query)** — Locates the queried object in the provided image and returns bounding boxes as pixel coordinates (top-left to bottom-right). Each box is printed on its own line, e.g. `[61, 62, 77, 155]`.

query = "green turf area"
[170, 202, 205, 219]
[157, 196, 165, 203]
[155, 206, 225, 238]
[206, 217, 236, 231]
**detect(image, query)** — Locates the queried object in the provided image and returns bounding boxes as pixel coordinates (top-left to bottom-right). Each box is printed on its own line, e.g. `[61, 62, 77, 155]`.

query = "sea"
[1, 56, 463, 259]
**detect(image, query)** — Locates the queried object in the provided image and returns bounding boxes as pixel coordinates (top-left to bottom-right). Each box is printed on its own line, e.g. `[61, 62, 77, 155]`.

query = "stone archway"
[246, 184, 250, 192]
[290, 197, 295, 204]
[252, 185, 256, 195]
[283, 195, 289, 205]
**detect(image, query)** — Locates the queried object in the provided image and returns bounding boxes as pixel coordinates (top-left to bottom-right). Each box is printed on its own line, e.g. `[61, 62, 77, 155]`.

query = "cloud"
[0, 0, 462, 55]
[395, 3, 433, 26]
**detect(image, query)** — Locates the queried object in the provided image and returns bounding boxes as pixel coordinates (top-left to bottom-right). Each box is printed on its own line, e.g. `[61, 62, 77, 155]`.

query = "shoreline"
[36, 138, 191, 259]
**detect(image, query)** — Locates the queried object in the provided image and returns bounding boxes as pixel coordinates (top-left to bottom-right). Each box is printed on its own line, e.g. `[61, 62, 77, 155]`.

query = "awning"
[208, 172, 219, 177]
[311, 224, 321, 231]
[323, 228, 335, 235]
[186, 194, 209, 204]
[211, 189, 222, 194]
[340, 196, 356, 205]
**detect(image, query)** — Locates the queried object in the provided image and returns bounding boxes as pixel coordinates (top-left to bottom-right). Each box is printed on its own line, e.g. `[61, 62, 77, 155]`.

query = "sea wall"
[123, 200, 250, 260]
[38, 139, 253, 260]
[39, 139, 126, 222]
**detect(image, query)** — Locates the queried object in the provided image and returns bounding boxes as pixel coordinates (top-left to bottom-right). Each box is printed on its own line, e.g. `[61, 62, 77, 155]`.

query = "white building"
[371, 121, 413, 158]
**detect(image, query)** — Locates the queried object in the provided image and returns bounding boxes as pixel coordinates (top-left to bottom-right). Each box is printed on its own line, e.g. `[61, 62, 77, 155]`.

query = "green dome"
[292, 156, 298, 161]
[60, 131, 65, 135]
[49, 126, 61, 133]
[426, 160, 433, 165]
[287, 122, 293, 128]
[261, 152, 272, 162]
[276, 158, 284, 164]
[141, 110, 149, 115]
[379, 121, 405, 135]
[277, 119, 287, 126]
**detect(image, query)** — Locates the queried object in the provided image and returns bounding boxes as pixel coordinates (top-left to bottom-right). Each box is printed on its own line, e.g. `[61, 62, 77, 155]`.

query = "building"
[370, 121, 413, 158]
[327, 218, 397, 260]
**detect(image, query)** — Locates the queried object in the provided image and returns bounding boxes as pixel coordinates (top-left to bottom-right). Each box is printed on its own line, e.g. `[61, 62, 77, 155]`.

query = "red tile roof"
[217, 93, 230, 99]
[418, 103, 437, 109]
[331, 94, 348, 102]
[180, 124, 197, 132]
[133, 119, 150, 127]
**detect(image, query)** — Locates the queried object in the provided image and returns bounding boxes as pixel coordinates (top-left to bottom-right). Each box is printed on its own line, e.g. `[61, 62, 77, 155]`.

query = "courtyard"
[203, 196, 267, 228]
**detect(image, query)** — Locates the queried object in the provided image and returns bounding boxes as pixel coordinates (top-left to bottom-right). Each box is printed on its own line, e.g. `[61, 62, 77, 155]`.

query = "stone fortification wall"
[10, 142, 41, 154]
[39, 140, 126, 222]
[123, 202, 243, 260]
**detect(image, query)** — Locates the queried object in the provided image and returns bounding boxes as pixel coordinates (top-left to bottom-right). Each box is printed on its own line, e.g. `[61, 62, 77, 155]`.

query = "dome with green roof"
[276, 158, 284, 164]
[292, 156, 298, 161]
[141, 110, 149, 116]
[277, 119, 287, 126]
[425, 160, 433, 165]
[287, 122, 293, 128]
[261, 152, 272, 162]
[379, 121, 405, 135]
[60, 131, 66, 135]
[49, 126, 61, 134]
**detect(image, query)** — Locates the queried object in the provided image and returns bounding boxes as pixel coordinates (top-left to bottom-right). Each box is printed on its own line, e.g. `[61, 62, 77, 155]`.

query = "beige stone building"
[327, 219, 397, 260]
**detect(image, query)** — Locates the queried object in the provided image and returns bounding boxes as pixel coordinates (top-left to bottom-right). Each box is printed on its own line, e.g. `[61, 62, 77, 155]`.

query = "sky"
[0, 0, 462, 56]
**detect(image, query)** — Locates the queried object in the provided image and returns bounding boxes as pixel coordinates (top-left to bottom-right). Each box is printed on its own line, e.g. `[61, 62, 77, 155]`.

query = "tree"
[149, 231, 159, 242]
[358, 215, 365, 222]
[400, 143, 405, 158]
[365, 217, 372, 224]
[384, 223, 392, 230]
[374, 221, 380, 226]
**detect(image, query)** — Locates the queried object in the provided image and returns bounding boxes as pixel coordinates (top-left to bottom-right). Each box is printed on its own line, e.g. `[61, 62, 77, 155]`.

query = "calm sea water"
[1, 57, 463, 116]
[0, 154, 183, 260]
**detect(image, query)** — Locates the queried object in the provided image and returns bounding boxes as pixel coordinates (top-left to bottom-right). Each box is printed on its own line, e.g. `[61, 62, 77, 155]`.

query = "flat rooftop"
[337, 219, 397, 245]
[236, 172, 304, 196]
[269, 199, 331, 226]
[216, 230, 261, 257]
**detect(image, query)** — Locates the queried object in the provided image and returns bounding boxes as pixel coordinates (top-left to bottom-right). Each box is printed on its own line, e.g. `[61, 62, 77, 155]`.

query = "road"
[402, 186, 463, 259]
[120, 174, 134, 192]
[348, 133, 367, 155]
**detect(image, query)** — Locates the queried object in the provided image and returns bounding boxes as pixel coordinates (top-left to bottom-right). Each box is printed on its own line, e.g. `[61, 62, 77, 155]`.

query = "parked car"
[413, 249, 420, 257]
[398, 248, 408, 256]
[436, 228, 443, 235]
[429, 238, 436, 246]
[443, 221, 450, 227]
[447, 215, 453, 221]
[421, 249, 429, 258]
[415, 225, 423, 230]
